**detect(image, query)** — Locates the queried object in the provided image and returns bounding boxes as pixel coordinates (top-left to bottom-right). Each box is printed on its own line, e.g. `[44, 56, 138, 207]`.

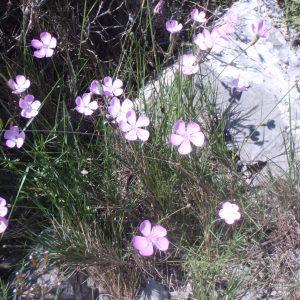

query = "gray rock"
[138, 279, 170, 300]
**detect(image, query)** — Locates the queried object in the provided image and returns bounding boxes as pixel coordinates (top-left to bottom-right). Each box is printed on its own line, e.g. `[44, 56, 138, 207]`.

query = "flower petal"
[178, 139, 192, 155]
[186, 122, 200, 134]
[139, 242, 154, 256]
[7, 79, 16, 90]
[137, 129, 149, 141]
[81, 93, 91, 105]
[151, 225, 167, 237]
[126, 110, 137, 126]
[132, 236, 148, 251]
[15, 75, 26, 85]
[6, 140, 16, 148]
[153, 237, 169, 251]
[173, 120, 186, 135]
[45, 48, 54, 58]
[103, 76, 112, 86]
[0, 198, 6, 207]
[121, 99, 133, 112]
[119, 121, 131, 132]
[75, 96, 83, 107]
[16, 137, 24, 148]
[113, 79, 123, 89]
[189, 131, 205, 147]
[88, 101, 98, 110]
[125, 130, 138, 141]
[139, 220, 152, 237]
[31, 39, 43, 49]
[0, 217, 8, 233]
[34, 48, 46, 58]
[0, 207, 8, 218]
[136, 115, 150, 128]
[169, 134, 184, 146]
[49, 37, 57, 48]
[31, 100, 41, 111]
[113, 88, 123, 97]
[89, 80, 102, 95]
[40, 32, 52, 45]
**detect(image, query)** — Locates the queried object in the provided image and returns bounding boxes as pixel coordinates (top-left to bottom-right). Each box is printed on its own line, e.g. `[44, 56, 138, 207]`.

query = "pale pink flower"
[0, 197, 8, 217]
[132, 220, 169, 256]
[75, 93, 98, 116]
[218, 202, 241, 225]
[193, 29, 221, 51]
[165, 20, 183, 33]
[119, 110, 150, 141]
[190, 9, 207, 23]
[7, 75, 30, 94]
[4, 126, 25, 149]
[19, 94, 41, 119]
[0, 217, 8, 234]
[108, 97, 134, 123]
[169, 120, 205, 155]
[31, 32, 57, 58]
[216, 13, 237, 38]
[176, 54, 199, 75]
[102, 77, 123, 97]
[89, 80, 103, 95]
[252, 19, 269, 38]
[232, 76, 250, 92]
[154, 0, 164, 14]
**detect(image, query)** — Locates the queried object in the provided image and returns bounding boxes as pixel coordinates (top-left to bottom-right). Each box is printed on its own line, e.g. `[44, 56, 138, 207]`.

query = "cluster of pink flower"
[164, 6, 269, 92]
[4, 32, 58, 149]
[1, 32, 58, 233]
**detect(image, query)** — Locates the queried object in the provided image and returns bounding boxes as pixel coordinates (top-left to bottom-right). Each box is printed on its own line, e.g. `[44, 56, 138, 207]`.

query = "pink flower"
[89, 80, 103, 95]
[218, 202, 241, 225]
[132, 220, 169, 256]
[216, 13, 237, 38]
[7, 75, 30, 94]
[4, 126, 25, 148]
[0, 197, 8, 217]
[193, 29, 220, 51]
[232, 76, 250, 92]
[119, 110, 150, 141]
[176, 54, 199, 75]
[0, 217, 8, 234]
[169, 120, 205, 155]
[165, 20, 183, 33]
[31, 32, 57, 58]
[252, 19, 269, 38]
[108, 97, 134, 123]
[19, 94, 41, 118]
[154, 0, 164, 14]
[102, 77, 123, 97]
[75, 93, 98, 116]
[190, 9, 207, 23]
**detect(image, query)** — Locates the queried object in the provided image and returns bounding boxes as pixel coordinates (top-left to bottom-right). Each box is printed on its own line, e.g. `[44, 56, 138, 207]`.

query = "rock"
[11, 249, 99, 300]
[138, 279, 170, 300]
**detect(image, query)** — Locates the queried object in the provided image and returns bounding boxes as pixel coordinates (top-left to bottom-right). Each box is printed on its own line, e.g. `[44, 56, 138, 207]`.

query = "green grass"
[0, 0, 300, 299]
[284, 0, 300, 28]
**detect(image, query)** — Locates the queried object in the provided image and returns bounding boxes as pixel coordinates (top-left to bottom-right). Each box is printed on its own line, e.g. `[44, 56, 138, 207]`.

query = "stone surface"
[138, 279, 170, 300]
